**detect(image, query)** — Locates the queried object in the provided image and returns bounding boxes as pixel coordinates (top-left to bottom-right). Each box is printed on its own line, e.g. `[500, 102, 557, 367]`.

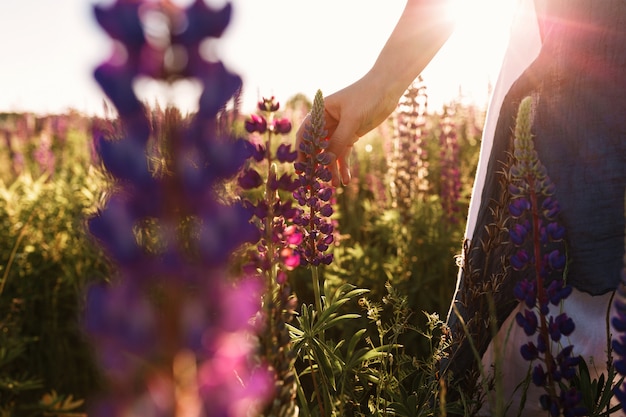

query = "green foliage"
[573, 358, 624, 416]
[1, 96, 620, 417]
[325, 104, 479, 359]
[0, 116, 110, 414]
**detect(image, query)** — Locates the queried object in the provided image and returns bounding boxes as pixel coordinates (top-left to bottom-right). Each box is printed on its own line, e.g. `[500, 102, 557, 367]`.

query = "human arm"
[297, 0, 455, 186]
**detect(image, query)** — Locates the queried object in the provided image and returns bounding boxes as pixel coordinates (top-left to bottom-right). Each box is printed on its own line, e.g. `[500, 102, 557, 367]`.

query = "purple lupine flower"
[33, 123, 56, 176]
[611, 240, 626, 410]
[258, 96, 280, 112]
[293, 89, 335, 267]
[273, 118, 292, 135]
[515, 309, 538, 336]
[245, 114, 267, 134]
[238, 169, 263, 189]
[438, 104, 462, 224]
[508, 97, 586, 416]
[521, 342, 539, 361]
[509, 197, 531, 218]
[387, 78, 429, 214]
[84, 2, 271, 415]
[238, 97, 301, 274]
[237, 96, 301, 416]
[276, 143, 297, 163]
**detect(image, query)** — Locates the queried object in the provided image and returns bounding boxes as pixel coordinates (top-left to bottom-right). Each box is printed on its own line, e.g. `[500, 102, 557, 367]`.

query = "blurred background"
[0, 0, 516, 116]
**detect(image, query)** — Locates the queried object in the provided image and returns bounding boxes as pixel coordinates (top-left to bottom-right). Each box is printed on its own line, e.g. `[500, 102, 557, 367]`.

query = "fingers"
[295, 112, 311, 163]
[326, 117, 359, 186]
[338, 148, 352, 185]
[325, 150, 351, 187]
[295, 108, 357, 186]
[327, 153, 340, 187]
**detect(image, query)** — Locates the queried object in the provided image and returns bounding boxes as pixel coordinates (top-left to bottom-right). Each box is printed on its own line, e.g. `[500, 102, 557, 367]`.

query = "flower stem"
[529, 176, 556, 397]
[312, 265, 323, 317]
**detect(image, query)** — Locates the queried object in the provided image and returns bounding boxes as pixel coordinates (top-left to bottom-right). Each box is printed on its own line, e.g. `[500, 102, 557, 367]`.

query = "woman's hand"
[296, 72, 399, 186]
[296, 0, 454, 186]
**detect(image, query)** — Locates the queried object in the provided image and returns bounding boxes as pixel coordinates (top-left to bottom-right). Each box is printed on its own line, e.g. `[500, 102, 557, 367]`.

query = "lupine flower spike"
[239, 96, 300, 417]
[388, 78, 429, 216]
[84, 1, 270, 415]
[293, 89, 335, 312]
[438, 104, 461, 224]
[508, 96, 585, 417]
[611, 213, 626, 411]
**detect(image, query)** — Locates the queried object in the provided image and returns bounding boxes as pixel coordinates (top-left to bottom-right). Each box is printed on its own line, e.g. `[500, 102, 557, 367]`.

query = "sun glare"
[418, 0, 519, 107]
[447, 0, 518, 33]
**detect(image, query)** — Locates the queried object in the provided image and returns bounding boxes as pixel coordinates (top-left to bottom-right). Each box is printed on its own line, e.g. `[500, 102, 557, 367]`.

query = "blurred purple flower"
[245, 114, 267, 134]
[276, 143, 297, 163]
[258, 96, 280, 112]
[438, 104, 461, 223]
[85, 1, 270, 415]
[272, 118, 292, 135]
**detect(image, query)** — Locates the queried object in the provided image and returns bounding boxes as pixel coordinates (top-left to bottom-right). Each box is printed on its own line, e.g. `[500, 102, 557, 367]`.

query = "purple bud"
[515, 309, 538, 336]
[276, 143, 297, 163]
[546, 222, 565, 241]
[541, 179, 556, 196]
[318, 187, 333, 202]
[319, 204, 333, 217]
[316, 152, 332, 165]
[542, 197, 560, 219]
[317, 167, 332, 182]
[319, 222, 333, 235]
[514, 279, 537, 308]
[316, 242, 329, 252]
[294, 161, 307, 173]
[248, 142, 266, 162]
[245, 114, 267, 134]
[547, 279, 572, 305]
[509, 223, 528, 246]
[521, 342, 539, 360]
[556, 313, 575, 337]
[547, 249, 566, 270]
[511, 249, 530, 270]
[532, 364, 547, 387]
[277, 173, 298, 192]
[273, 118, 292, 134]
[509, 198, 531, 217]
[508, 183, 524, 196]
[238, 169, 263, 189]
[320, 253, 333, 265]
[258, 97, 279, 112]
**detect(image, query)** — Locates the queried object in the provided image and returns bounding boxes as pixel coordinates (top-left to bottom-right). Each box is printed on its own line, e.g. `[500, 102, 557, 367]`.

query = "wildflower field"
[1, 1, 625, 417]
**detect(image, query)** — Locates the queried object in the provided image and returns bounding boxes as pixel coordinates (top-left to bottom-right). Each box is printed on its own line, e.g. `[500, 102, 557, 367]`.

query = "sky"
[0, 0, 517, 116]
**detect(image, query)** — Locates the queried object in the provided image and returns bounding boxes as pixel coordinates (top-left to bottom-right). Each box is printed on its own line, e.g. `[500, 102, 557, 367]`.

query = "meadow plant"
[287, 90, 379, 416]
[239, 96, 301, 417]
[84, 1, 271, 415]
[32, 121, 56, 176]
[508, 96, 585, 416]
[0, 156, 110, 413]
[612, 232, 626, 411]
[387, 77, 429, 215]
[293, 89, 335, 308]
[438, 104, 461, 224]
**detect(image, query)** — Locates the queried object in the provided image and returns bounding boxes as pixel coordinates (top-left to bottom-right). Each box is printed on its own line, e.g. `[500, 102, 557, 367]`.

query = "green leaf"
[347, 328, 368, 357]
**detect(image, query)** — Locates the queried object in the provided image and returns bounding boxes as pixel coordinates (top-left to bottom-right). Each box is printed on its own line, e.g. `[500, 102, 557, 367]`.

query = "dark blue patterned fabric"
[444, 0, 626, 395]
